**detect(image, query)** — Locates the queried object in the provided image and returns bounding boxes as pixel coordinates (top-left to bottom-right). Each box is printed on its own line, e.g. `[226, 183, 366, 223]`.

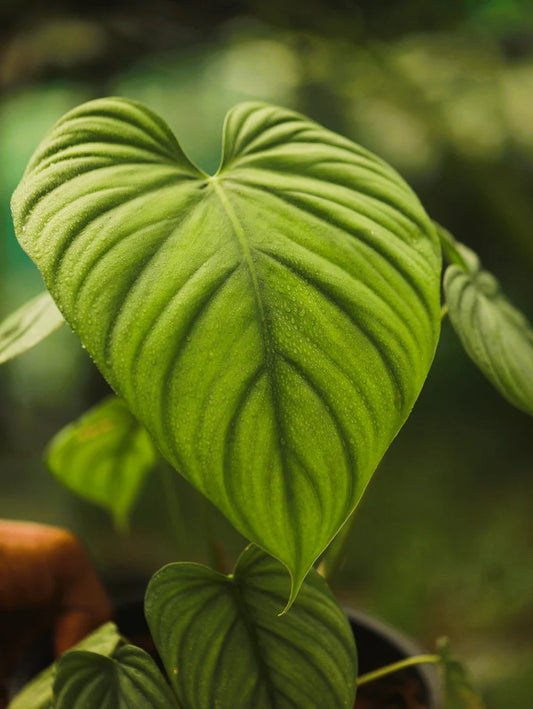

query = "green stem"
[434, 221, 469, 270]
[159, 463, 184, 556]
[317, 508, 357, 581]
[441, 302, 449, 320]
[357, 654, 441, 687]
[202, 496, 229, 573]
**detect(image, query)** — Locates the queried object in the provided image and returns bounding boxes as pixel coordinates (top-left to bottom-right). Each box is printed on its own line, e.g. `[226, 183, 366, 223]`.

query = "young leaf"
[9, 622, 122, 709]
[11, 98, 441, 603]
[437, 638, 486, 709]
[53, 645, 179, 709]
[436, 224, 479, 273]
[145, 545, 357, 709]
[0, 291, 64, 364]
[46, 396, 158, 530]
[444, 240, 533, 416]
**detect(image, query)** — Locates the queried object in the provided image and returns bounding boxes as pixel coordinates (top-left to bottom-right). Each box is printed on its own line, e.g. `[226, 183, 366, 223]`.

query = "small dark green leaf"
[0, 291, 64, 364]
[444, 240, 533, 416]
[53, 644, 178, 709]
[47, 396, 158, 529]
[9, 622, 122, 709]
[145, 545, 357, 709]
[438, 638, 486, 709]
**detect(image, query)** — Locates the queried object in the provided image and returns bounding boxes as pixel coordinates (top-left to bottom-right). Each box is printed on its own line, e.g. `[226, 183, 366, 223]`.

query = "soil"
[354, 668, 429, 709]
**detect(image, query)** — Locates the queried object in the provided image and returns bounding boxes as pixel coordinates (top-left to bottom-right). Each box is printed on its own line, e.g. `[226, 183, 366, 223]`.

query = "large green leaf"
[53, 645, 178, 709]
[9, 622, 122, 709]
[145, 545, 357, 709]
[46, 396, 158, 529]
[0, 291, 64, 364]
[444, 240, 533, 416]
[11, 97, 441, 602]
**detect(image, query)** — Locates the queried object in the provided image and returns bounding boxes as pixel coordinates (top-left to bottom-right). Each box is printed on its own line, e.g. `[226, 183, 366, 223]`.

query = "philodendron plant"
[3, 97, 532, 708]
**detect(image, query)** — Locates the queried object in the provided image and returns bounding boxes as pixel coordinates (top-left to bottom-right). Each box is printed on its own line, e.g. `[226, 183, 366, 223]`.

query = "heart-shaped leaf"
[0, 291, 64, 364]
[11, 98, 441, 602]
[53, 644, 179, 709]
[10, 622, 123, 709]
[145, 545, 357, 709]
[46, 396, 158, 530]
[444, 240, 533, 416]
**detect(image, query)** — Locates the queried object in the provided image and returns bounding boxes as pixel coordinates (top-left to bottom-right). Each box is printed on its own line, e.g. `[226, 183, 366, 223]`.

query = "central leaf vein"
[211, 178, 299, 560]
[211, 179, 267, 327]
[231, 580, 279, 708]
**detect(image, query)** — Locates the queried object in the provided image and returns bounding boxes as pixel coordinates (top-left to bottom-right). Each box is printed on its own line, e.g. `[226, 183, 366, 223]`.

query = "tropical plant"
[4, 97, 532, 707]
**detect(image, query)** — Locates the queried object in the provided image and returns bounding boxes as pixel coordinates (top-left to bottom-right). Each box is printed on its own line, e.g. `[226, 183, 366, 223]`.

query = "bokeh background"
[1, 1, 532, 705]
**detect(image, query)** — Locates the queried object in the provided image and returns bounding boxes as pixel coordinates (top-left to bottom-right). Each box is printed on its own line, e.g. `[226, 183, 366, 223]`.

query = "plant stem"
[159, 463, 184, 556]
[317, 508, 356, 581]
[441, 302, 449, 319]
[357, 654, 441, 687]
[202, 496, 229, 574]
[434, 222, 470, 270]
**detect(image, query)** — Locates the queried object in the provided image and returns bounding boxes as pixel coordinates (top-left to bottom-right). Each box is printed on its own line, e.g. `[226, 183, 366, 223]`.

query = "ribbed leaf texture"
[444, 242, 533, 416]
[145, 545, 357, 709]
[11, 98, 441, 603]
[10, 622, 122, 709]
[53, 645, 178, 709]
[47, 396, 158, 529]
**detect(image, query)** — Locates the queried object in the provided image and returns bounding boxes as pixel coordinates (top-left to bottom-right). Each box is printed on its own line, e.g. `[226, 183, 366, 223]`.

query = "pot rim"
[344, 606, 442, 709]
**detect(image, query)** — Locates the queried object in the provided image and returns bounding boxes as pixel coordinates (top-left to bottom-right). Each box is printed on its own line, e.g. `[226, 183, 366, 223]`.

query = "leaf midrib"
[211, 179, 298, 566]
[231, 578, 279, 708]
[211, 179, 266, 326]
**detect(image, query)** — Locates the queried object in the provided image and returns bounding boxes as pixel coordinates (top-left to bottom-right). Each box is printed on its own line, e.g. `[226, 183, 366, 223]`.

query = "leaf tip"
[278, 565, 307, 615]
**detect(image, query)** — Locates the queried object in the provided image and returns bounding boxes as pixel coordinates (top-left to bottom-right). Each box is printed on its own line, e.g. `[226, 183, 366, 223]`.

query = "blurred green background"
[1, 1, 532, 705]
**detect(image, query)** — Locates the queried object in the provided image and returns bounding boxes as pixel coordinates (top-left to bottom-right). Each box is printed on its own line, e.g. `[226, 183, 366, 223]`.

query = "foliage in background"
[46, 397, 158, 530]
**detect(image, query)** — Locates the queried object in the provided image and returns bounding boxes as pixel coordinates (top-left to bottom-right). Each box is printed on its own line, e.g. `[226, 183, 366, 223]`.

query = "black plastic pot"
[346, 607, 442, 709]
[9, 603, 442, 708]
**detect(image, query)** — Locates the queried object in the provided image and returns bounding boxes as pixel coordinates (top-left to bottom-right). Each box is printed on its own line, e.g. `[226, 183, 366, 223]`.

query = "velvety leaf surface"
[0, 291, 64, 364]
[145, 545, 357, 709]
[46, 396, 157, 529]
[12, 98, 441, 600]
[9, 622, 122, 709]
[444, 241, 533, 416]
[438, 638, 486, 709]
[53, 645, 178, 709]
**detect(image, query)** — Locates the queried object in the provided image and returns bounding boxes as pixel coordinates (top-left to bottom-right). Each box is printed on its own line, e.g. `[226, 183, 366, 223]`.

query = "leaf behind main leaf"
[46, 396, 158, 530]
[11, 98, 441, 604]
[0, 291, 64, 364]
[444, 240, 533, 416]
[437, 637, 487, 709]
